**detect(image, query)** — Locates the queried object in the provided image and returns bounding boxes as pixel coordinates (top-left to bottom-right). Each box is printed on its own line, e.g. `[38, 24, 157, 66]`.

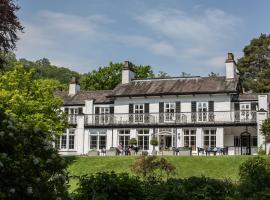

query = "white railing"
[82, 111, 257, 125]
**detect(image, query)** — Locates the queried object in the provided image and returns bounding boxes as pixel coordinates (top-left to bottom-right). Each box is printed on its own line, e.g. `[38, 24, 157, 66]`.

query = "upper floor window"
[240, 103, 251, 121]
[100, 107, 110, 123]
[134, 104, 144, 122]
[164, 103, 175, 121]
[197, 102, 208, 122]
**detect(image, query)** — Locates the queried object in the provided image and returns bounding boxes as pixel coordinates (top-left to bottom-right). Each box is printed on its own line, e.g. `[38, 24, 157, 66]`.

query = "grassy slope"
[67, 156, 265, 191]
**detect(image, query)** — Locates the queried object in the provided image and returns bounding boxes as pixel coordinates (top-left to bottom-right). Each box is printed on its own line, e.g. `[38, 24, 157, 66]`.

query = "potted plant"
[150, 137, 158, 155]
[129, 138, 137, 146]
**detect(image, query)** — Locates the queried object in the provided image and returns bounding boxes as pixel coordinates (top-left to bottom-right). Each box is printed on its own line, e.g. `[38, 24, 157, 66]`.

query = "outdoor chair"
[197, 147, 205, 156]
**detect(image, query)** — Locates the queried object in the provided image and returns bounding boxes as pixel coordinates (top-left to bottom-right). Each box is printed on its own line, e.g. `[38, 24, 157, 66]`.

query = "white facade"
[56, 54, 269, 156]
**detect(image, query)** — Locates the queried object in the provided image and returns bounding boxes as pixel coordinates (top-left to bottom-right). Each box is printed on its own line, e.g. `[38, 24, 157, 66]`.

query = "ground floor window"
[118, 130, 130, 149]
[89, 131, 107, 150]
[137, 129, 149, 150]
[184, 129, 196, 151]
[55, 129, 76, 150]
[204, 129, 216, 148]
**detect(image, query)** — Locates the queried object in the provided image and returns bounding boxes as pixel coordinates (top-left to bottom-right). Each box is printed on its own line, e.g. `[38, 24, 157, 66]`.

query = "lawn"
[67, 155, 267, 191]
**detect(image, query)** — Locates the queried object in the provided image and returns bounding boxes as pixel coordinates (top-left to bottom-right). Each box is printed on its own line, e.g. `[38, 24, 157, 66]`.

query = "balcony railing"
[80, 111, 257, 126]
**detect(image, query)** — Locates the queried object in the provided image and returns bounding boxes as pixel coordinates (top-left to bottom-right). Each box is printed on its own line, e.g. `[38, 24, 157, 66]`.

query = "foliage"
[156, 70, 170, 78]
[238, 156, 270, 199]
[146, 177, 235, 200]
[129, 138, 137, 145]
[0, 110, 70, 200]
[81, 62, 155, 90]
[73, 171, 235, 200]
[258, 145, 266, 155]
[238, 34, 270, 92]
[150, 137, 158, 146]
[73, 172, 144, 200]
[261, 118, 270, 150]
[0, 0, 24, 52]
[208, 72, 220, 77]
[130, 156, 175, 182]
[0, 65, 67, 137]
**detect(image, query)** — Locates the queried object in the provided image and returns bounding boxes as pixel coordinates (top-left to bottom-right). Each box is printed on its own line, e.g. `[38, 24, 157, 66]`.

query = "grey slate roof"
[110, 76, 239, 97]
[55, 90, 113, 105]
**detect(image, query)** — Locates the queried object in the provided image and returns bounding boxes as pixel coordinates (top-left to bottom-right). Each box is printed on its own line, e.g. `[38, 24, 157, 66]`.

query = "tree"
[156, 70, 170, 78]
[0, 110, 70, 199]
[81, 62, 155, 90]
[238, 34, 270, 92]
[0, 0, 23, 52]
[0, 0, 24, 68]
[208, 72, 220, 77]
[0, 65, 67, 137]
[261, 118, 270, 152]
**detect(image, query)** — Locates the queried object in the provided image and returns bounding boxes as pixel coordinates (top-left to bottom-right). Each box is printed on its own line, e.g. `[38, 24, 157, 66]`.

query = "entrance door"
[165, 136, 172, 148]
[241, 133, 251, 155]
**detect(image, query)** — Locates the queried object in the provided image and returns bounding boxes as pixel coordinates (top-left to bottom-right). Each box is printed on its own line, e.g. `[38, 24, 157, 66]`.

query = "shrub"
[150, 137, 158, 146]
[130, 156, 175, 182]
[258, 145, 266, 155]
[147, 177, 236, 200]
[0, 111, 70, 199]
[238, 156, 270, 199]
[129, 138, 137, 145]
[73, 172, 144, 200]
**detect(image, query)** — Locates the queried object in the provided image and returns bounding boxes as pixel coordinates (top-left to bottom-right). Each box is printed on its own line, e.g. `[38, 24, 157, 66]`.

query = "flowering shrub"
[0, 111, 70, 199]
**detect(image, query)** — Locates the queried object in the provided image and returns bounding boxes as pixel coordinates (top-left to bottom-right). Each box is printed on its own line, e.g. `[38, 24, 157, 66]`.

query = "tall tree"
[238, 34, 270, 92]
[81, 62, 155, 90]
[0, 0, 23, 52]
[0, 65, 67, 137]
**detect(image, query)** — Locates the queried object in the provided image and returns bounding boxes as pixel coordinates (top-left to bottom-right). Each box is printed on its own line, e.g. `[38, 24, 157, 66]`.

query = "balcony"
[80, 111, 257, 127]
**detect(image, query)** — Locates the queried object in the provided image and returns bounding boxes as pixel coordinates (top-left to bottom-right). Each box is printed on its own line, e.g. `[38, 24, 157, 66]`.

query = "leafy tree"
[180, 72, 191, 77]
[0, 0, 24, 69]
[261, 118, 270, 152]
[238, 34, 270, 92]
[208, 72, 220, 77]
[156, 70, 170, 78]
[81, 62, 155, 90]
[0, 110, 70, 199]
[0, 0, 23, 52]
[0, 65, 67, 137]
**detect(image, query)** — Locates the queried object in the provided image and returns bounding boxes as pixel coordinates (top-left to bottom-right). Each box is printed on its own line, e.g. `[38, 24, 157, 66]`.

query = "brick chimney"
[69, 77, 80, 95]
[225, 53, 237, 79]
[122, 61, 135, 84]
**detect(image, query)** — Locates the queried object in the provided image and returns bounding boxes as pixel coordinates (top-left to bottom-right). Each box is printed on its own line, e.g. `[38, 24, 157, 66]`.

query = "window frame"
[137, 129, 149, 150]
[183, 129, 196, 151]
[204, 129, 216, 148]
[164, 102, 176, 122]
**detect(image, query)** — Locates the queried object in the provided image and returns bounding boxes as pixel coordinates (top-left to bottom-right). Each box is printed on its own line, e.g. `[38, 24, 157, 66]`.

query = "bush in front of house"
[73, 171, 144, 200]
[0, 111, 70, 200]
[145, 177, 236, 200]
[238, 156, 270, 199]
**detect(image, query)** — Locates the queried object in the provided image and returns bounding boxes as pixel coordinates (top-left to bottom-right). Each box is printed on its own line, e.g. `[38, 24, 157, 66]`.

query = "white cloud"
[134, 8, 243, 68]
[118, 35, 176, 57]
[16, 10, 113, 72]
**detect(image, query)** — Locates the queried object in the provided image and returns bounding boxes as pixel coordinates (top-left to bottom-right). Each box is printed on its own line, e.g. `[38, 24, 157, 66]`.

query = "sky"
[16, 0, 270, 76]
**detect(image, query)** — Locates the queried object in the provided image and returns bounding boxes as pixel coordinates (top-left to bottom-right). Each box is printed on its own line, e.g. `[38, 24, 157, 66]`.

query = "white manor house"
[56, 53, 270, 156]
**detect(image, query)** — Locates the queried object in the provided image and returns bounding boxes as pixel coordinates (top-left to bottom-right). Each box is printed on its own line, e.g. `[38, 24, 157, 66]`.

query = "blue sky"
[16, 0, 270, 76]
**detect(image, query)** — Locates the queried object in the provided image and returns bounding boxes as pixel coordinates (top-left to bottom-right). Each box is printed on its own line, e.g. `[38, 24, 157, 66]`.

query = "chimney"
[122, 61, 135, 84]
[225, 53, 237, 79]
[69, 77, 80, 95]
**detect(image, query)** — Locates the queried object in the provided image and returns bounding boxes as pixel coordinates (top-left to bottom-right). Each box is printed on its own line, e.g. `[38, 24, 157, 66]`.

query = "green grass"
[66, 156, 268, 191]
